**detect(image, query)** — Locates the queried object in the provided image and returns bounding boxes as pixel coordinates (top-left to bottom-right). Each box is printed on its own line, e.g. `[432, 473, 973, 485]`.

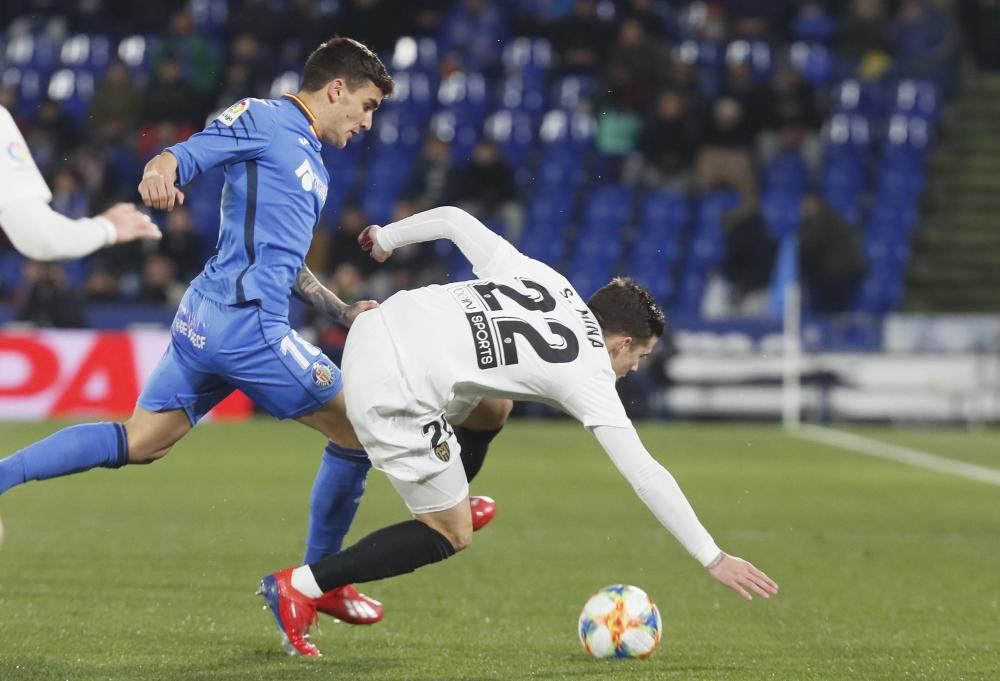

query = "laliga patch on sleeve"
[217, 99, 250, 127]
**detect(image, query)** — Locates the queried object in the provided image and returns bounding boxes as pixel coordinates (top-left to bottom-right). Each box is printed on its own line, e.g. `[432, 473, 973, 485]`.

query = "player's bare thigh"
[459, 398, 512, 430]
[124, 406, 193, 463]
[415, 496, 473, 552]
[296, 390, 363, 449]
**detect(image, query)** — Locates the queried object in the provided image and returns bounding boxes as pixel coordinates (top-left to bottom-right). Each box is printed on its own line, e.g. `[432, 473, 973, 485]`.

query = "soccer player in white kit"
[259, 206, 779, 656]
[0, 105, 160, 259]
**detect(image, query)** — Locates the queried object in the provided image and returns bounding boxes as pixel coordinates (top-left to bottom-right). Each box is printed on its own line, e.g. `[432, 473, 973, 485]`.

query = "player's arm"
[591, 424, 779, 601]
[291, 264, 377, 328]
[360, 205, 520, 275]
[139, 99, 273, 212]
[0, 200, 161, 261]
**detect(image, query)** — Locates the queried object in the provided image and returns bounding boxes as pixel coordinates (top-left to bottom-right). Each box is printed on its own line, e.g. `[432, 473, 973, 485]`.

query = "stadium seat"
[549, 75, 599, 111]
[392, 36, 440, 74]
[893, 79, 938, 121]
[483, 108, 537, 168]
[59, 34, 113, 73]
[761, 191, 802, 238]
[47, 69, 96, 119]
[538, 109, 596, 156]
[789, 42, 833, 85]
[499, 75, 547, 124]
[793, 8, 837, 42]
[582, 185, 632, 231]
[762, 151, 810, 195]
[639, 190, 690, 233]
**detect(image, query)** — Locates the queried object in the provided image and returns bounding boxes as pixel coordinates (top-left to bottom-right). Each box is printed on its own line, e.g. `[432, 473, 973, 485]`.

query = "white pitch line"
[792, 424, 1000, 487]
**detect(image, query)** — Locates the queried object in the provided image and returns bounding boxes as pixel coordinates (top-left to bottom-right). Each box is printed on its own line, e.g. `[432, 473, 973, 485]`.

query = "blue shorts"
[139, 287, 342, 424]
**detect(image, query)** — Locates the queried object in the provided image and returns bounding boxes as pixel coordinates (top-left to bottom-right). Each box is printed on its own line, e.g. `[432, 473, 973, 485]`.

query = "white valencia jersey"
[376, 218, 630, 429]
[0, 106, 52, 210]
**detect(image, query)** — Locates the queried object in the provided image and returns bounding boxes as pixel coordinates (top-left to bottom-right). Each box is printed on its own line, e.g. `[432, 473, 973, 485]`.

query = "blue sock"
[0, 422, 129, 495]
[303, 442, 371, 564]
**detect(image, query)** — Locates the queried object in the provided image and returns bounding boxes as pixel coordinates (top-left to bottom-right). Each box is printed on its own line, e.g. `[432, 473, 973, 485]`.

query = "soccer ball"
[578, 584, 662, 659]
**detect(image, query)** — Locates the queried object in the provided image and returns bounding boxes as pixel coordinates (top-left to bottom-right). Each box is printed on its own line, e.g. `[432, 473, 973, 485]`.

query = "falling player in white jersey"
[258, 206, 779, 656]
[0, 105, 160, 260]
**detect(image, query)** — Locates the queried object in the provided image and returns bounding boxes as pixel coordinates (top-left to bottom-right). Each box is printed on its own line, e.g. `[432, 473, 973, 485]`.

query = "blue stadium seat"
[5, 33, 58, 73]
[763, 151, 810, 195]
[116, 35, 158, 78]
[538, 109, 596, 156]
[47, 69, 96, 119]
[379, 70, 436, 126]
[392, 36, 440, 75]
[498, 75, 547, 124]
[761, 191, 802, 238]
[502, 37, 551, 89]
[520, 224, 567, 264]
[893, 79, 938, 121]
[883, 114, 931, 164]
[675, 268, 707, 315]
[793, 8, 837, 42]
[582, 185, 632, 230]
[639, 190, 690, 233]
[484, 108, 537, 168]
[549, 75, 599, 111]
[695, 190, 741, 230]
[789, 42, 833, 85]
[725, 40, 772, 82]
[59, 34, 113, 74]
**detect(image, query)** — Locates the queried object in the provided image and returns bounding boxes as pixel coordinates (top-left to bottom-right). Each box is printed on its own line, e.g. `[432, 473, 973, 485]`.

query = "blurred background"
[0, 0, 998, 425]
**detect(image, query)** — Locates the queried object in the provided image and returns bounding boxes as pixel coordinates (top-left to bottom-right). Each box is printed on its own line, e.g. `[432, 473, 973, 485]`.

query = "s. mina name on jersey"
[450, 278, 606, 370]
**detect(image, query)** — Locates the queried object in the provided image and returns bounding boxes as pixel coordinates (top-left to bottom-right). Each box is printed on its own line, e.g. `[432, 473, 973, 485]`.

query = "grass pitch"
[1, 420, 998, 680]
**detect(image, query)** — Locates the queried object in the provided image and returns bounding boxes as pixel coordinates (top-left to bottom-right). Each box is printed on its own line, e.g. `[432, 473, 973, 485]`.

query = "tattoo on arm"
[293, 265, 347, 322]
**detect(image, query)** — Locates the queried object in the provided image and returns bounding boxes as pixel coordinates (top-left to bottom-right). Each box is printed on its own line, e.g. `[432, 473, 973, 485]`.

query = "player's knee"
[464, 398, 513, 430]
[443, 527, 474, 552]
[123, 414, 187, 464]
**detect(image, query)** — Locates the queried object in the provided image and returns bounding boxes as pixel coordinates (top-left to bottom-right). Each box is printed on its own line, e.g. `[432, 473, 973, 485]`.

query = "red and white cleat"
[258, 568, 321, 657]
[470, 495, 497, 532]
[315, 584, 384, 624]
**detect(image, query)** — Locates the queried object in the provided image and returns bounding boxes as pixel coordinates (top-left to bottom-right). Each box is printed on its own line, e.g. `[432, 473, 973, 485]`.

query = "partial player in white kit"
[259, 206, 779, 656]
[0, 105, 160, 260]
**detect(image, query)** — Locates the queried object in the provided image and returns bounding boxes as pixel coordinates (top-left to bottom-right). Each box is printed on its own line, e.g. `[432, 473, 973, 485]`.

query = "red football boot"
[258, 568, 321, 657]
[315, 584, 384, 624]
[470, 495, 497, 531]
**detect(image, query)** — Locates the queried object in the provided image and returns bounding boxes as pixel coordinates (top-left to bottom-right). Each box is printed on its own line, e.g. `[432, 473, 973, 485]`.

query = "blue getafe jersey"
[166, 94, 330, 315]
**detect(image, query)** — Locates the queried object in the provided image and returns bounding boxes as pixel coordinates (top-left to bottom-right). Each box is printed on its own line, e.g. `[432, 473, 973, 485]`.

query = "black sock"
[455, 425, 502, 483]
[310, 520, 456, 592]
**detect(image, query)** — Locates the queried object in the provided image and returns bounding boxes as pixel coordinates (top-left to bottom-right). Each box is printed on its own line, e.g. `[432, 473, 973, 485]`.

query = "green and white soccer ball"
[578, 584, 662, 659]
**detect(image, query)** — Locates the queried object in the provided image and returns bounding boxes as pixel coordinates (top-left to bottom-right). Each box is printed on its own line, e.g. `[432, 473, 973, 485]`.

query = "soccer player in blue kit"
[0, 36, 507, 627]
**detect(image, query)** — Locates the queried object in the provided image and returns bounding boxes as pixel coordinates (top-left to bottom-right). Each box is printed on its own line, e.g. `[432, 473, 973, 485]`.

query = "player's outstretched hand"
[358, 225, 392, 262]
[706, 553, 779, 601]
[343, 299, 379, 327]
[101, 203, 162, 244]
[138, 169, 185, 212]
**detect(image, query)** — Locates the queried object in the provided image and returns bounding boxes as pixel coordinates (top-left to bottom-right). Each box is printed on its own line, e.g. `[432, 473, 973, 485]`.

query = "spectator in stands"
[158, 207, 204, 283]
[621, 0, 673, 39]
[328, 205, 378, 276]
[89, 61, 142, 144]
[450, 140, 524, 241]
[837, 0, 891, 73]
[84, 268, 121, 303]
[151, 8, 221, 95]
[137, 254, 179, 305]
[798, 192, 867, 313]
[227, 0, 280, 42]
[16, 262, 87, 328]
[439, 0, 509, 74]
[548, 0, 615, 75]
[141, 56, 205, 129]
[890, 0, 959, 90]
[694, 97, 758, 208]
[31, 99, 80, 164]
[721, 58, 768, 139]
[703, 207, 777, 318]
[626, 90, 700, 189]
[313, 262, 367, 365]
[606, 18, 669, 112]
[335, 0, 414, 56]
[401, 135, 454, 213]
[49, 166, 89, 221]
[759, 62, 821, 166]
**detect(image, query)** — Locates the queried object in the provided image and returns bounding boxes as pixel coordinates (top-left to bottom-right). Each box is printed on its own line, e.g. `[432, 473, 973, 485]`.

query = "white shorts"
[342, 309, 469, 515]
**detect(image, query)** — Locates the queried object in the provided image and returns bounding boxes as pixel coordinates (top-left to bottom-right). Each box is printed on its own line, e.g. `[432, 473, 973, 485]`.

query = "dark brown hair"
[587, 277, 665, 340]
[301, 36, 394, 96]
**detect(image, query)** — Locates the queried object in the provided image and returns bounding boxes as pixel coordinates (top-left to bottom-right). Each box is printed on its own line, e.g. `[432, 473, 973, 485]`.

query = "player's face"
[320, 78, 383, 148]
[609, 336, 658, 380]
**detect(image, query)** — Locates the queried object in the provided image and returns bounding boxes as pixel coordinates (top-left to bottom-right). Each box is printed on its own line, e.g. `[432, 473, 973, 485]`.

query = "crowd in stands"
[0, 0, 964, 335]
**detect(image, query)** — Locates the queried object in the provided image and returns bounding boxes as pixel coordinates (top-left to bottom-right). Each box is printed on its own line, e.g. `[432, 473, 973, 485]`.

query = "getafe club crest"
[433, 442, 451, 462]
[312, 360, 334, 388]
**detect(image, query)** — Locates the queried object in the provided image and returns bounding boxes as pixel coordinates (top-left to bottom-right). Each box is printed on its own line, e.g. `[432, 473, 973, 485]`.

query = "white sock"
[290, 566, 324, 599]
